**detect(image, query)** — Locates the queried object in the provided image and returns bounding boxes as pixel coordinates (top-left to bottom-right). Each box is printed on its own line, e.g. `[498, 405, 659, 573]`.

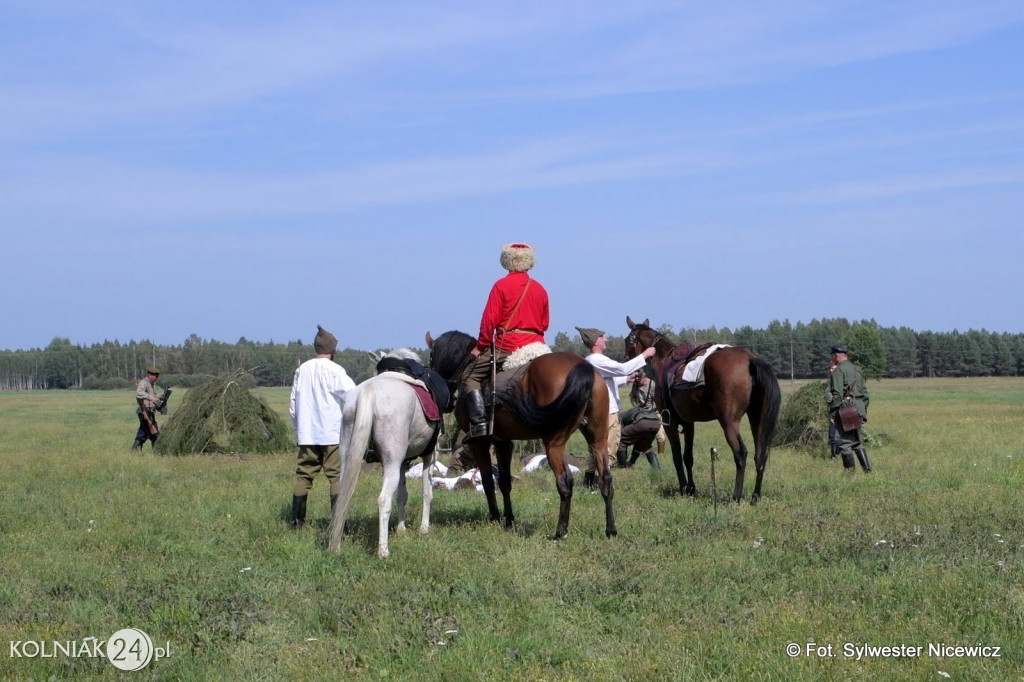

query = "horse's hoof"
[606, 529, 618, 538]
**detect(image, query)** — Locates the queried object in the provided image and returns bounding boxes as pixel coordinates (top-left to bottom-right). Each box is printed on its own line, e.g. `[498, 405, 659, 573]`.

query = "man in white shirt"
[576, 326, 656, 487]
[288, 325, 356, 528]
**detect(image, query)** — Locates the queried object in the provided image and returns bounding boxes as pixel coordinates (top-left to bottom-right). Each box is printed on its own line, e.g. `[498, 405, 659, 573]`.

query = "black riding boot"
[291, 494, 308, 529]
[583, 472, 596, 490]
[464, 390, 489, 441]
[131, 438, 145, 451]
[628, 448, 642, 467]
[855, 447, 872, 473]
[840, 451, 856, 471]
[830, 442, 840, 459]
[646, 451, 661, 469]
[616, 446, 629, 468]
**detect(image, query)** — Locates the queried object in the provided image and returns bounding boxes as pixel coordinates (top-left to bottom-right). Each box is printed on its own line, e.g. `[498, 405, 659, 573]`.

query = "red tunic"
[475, 272, 549, 352]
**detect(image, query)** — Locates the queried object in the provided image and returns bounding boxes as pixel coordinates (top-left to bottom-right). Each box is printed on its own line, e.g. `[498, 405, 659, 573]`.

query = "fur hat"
[314, 325, 338, 354]
[575, 326, 605, 348]
[500, 243, 536, 272]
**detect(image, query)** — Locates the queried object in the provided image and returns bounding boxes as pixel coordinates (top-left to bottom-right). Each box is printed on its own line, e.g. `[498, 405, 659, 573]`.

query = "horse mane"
[668, 340, 696, 363]
[431, 330, 477, 379]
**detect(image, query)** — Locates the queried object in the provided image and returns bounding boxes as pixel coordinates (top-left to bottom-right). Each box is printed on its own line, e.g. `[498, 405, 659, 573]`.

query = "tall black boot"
[464, 390, 489, 441]
[616, 446, 629, 468]
[646, 451, 661, 469]
[131, 439, 144, 451]
[291, 494, 308, 529]
[830, 442, 840, 459]
[628, 448, 642, 467]
[583, 472, 596, 490]
[840, 451, 856, 471]
[855, 447, 872, 473]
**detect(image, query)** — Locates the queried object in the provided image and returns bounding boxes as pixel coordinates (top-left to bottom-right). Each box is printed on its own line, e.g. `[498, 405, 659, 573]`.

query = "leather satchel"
[838, 404, 862, 432]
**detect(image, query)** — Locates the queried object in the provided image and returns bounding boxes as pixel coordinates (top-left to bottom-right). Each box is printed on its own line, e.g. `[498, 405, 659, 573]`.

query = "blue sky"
[2, 1, 1023, 352]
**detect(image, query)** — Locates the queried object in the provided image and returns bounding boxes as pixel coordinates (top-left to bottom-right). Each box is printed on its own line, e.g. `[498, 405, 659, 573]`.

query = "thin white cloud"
[4, 0, 1024, 139]
[772, 167, 1024, 205]
[0, 134, 721, 229]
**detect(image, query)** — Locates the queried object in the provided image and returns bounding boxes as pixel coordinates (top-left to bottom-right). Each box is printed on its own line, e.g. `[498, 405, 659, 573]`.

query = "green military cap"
[575, 326, 606, 348]
[314, 325, 338, 354]
[146, 367, 161, 375]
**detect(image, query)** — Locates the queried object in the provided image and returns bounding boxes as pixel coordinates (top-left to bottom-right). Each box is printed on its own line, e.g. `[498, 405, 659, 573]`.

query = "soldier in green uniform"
[824, 345, 871, 472]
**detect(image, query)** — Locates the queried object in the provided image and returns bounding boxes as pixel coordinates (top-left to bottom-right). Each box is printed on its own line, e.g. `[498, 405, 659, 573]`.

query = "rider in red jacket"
[462, 243, 549, 440]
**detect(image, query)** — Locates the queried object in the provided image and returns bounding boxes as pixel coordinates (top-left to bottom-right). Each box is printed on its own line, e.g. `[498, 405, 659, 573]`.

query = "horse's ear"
[367, 350, 381, 363]
[626, 315, 635, 329]
[643, 318, 650, 327]
[425, 331, 434, 349]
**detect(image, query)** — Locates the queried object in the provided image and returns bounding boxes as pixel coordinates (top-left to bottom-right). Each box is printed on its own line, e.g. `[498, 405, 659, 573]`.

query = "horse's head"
[624, 316, 655, 359]
[424, 330, 477, 381]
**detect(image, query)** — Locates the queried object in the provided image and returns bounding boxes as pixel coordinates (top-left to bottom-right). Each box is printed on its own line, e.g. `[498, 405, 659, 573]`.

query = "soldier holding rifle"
[132, 367, 170, 450]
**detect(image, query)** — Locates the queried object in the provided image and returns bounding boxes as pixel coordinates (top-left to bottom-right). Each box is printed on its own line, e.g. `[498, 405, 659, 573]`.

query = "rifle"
[140, 388, 171, 436]
[140, 406, 159, 436]
[154, 388, 172, 415]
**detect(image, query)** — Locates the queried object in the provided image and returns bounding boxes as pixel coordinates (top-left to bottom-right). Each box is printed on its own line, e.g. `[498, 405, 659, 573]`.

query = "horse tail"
[504, 360, 595, 437]
[327, 384, 373, 553]
[749, 357, 781, 462]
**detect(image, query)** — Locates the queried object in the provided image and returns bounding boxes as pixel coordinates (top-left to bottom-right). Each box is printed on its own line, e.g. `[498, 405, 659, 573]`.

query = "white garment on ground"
[289, 357, 356, 445]
[521, 454, 582, 474]
[404, 461, 449, 478]
[585, 353, 649, 414]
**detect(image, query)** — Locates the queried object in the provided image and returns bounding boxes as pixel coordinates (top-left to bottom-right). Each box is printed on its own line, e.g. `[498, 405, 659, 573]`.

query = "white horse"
[327, 349, 442, 558]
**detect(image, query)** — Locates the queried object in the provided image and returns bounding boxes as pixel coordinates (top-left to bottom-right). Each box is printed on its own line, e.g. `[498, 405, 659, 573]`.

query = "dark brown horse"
[624, 316, 781, 502]
[425, 330, 616, 539]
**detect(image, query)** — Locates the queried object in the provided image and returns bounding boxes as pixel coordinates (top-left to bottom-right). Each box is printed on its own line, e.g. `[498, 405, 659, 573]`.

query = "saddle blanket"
[378, 372, 441, 422]
[680, 344, 731, 386]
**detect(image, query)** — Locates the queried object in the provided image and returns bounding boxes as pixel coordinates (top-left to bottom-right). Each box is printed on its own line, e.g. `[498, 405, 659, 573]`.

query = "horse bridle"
[625, 324, 670, 357]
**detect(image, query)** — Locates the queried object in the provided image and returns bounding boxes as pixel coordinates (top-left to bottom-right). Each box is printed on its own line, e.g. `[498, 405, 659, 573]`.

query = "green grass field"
[1, 378, 1022, 680]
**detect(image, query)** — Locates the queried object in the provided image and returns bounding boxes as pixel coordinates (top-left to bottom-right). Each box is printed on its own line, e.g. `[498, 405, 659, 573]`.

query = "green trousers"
[293, 444, 341, 496]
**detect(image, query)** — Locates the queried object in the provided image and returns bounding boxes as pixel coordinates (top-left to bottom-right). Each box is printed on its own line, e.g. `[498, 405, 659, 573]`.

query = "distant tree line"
[1, 320, 1022, 391]
[0, 334, 382, 391]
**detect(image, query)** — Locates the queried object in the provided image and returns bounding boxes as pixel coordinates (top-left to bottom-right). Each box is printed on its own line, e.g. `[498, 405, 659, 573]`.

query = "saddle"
[371, 357, 451, 463]
[375, 356, 452, 416]
[655, 342, 719, 423]
[492, 363, 530, 406]
[658, 342, 715, 392]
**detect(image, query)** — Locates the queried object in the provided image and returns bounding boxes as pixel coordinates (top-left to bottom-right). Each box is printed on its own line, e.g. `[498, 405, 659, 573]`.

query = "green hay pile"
[774, 380, 831, 451]
[155, 370, 293, 455]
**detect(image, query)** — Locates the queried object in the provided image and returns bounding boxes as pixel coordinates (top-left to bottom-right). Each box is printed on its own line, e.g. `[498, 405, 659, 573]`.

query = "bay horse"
[624, 316, 781, 502]
[327, 349, 440, 558]
[425, 330, 616, 540]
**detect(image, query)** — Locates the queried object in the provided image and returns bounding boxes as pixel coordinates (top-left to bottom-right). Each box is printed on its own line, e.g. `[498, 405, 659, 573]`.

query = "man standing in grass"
[289, 325, 355, 528]
[131, 367, 165, 451]
[825, 344, 871, 473]
[577, 326, 656, 487]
